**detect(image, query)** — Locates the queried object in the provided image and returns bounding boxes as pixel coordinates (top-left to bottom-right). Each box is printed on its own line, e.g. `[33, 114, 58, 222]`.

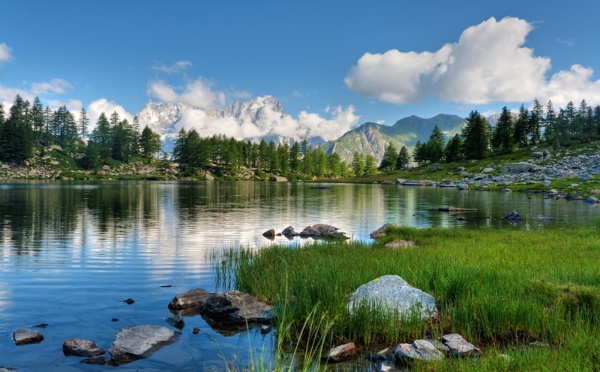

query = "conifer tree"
[461, 110, 490, 160]
[378, 142, 398, 171]
[396, 145, 410, 169]
[444, 133, 463, 162]
[491, 106, 514, 154]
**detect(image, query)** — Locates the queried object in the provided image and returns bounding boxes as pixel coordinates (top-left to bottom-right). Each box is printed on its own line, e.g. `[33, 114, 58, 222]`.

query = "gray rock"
[442, 334, 480, 356]
[168, 288, 212, 310]
[395, 178, 406, 185]
[269, 176, 288, 182]
[348, 275, 437, 319]
[63, 338, 105, 357]
[532, 152, 544, 158]
[80, 356, 109, 365]
[102, 165, 111, 171]
[502, 210, 523, 222]
[369, 223, 398, 239]
[548, 189, 558, 194]
[535, 216, 555, 221]
[542, 150, 551, 157]
[199, 291, 274, 324]
[385, 240, 415, 249]
[282, 226, 297, 237]
[482, 167, 494, 173]
[205, 173, 215, 181]
[500, 162, 533, 174]
[299, 224, 347, 239]
[430, 339, 450, 353]
[456, 167, 466, 172]
[457, 183, 469, 190]
[395, 339, 443, 362]
[586, 196, 599, 204]
[502, 188, 512, 193]
[108, 325, 178, 364]
[543, 180, 552, 187]
[373, 362, 402, 371]
[370, 347, 393, 361]
[13, 328, 44, 345]
[166, 315, 185, 329]
[323, 342, 357, 363]
[262, 229, 276, 239]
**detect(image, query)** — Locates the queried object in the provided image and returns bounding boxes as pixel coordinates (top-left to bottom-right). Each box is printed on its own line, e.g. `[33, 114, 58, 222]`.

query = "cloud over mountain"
[345, 16, 600, 108]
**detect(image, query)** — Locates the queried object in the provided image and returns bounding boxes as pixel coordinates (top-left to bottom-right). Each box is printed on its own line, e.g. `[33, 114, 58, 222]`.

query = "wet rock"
[586, 196, 599, 204]
[438, 207, 477, 212]
[502, 210, 523, 222]
[192, 327, 200, 334]
[532, 152, 544, 158]
[0, 368, 18, 372]
[281, 226, 297, 237]
[166, 315, 185, 330]
[395, 339, 443, 362]
[108, 325, 178, 364]
[262, 229, 276, 239]
[395, 178, 406, 185]
[63, 338, 105, 357]
[168, 288, 212, 310]
[369, 223, 398, 239]
[374, 362, 402, 371]
[32, 323, 48, 328]
[457, 183, 469, 190]
[299, 224, 348, 239]
[199, 291, 274, 325]
[80, 356, 110, 365]
[323, 342, 357, 363]
[260, 325, 271, 334]
[123, 298, 135, 305]
[13, 328, 44, 345]
[111, 318, 119, 322]
[442, 334, 480, 357]
[385, 240, 415, 249]
[370, 347, 393, 361]
[205, 173, 214, 181]
[348, 275, 437, 319]
[269, 176, 288, 182]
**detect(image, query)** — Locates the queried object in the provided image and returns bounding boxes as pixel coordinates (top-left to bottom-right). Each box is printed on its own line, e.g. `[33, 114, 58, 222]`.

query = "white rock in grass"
[395, 339, 444, 362]
[442, 333, 480, 356]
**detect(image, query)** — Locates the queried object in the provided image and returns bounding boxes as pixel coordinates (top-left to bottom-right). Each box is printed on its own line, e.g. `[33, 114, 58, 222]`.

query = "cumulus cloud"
[147, 78, 226, 109]
[31, 78, 72, 95]
[345, 16, 600, 108]
[87, 98, 134, 132]
[0, 43, 11, 62]
[152, 61, 193, 74]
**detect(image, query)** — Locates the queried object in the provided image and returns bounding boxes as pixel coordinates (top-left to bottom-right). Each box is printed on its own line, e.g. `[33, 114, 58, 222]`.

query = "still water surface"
[0, 181, 597, 371]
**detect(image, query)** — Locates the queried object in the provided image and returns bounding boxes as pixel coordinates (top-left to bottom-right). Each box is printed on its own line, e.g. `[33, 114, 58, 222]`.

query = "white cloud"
[87, 98, 134, 132]
[147, 78, 226, 109]
[345, 16, 600, 108]
[31, 78, 72, 95]
[0, 43, 11, 62]
[152, 61, 193, 74]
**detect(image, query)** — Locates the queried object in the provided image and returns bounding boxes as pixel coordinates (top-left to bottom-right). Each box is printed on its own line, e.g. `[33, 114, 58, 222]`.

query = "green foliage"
[139, 125, 162, 163]
[462, 110, 491, 160]
[396, 145, 410, 169]
[491, 106, 514, 154]
[378, 142, 398, 171]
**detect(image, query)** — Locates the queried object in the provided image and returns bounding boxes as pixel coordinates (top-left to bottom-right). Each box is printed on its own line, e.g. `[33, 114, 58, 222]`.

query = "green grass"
[216, 223, 600, 370]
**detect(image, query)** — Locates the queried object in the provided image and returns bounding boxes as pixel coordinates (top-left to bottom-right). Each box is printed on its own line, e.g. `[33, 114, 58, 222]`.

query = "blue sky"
[1, 1, 600, 139]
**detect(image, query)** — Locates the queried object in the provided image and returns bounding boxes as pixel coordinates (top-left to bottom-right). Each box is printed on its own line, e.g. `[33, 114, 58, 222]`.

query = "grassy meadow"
[216, 224, 600, 370]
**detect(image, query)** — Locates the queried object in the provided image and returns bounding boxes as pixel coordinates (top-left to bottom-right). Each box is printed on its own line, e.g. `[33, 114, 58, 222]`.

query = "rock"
[381, 181, 394, 185]
[262, 229, 276, 239]
[80, 356, 110, 365]
[548, 189, 558, 194]
[166, 315, 185, 329]
[102, 165, 111, 171]
[438, 207, 477, 212]
[63, 338, 105, 357]
[482, 167, 494, 173]
[385, 240, 415, 249]
[457, 183, 469, 190]
[13, 328, 44, 345]
[370, 347, 393, 361]
[430, 339, 450, 353]
[442, 334, 480, 357]
[281, 226, 297, 237]
[502, 210, 523, 222]
[168, 289, 212, 310]
[532, 152, 544, 158]
[457, 167, 466, 172]
[348, 275, 437, 319]
[323, 342, 357, 363]
[205, 173, 214, 181]
[108, 325, 178, 364]
[563, 171, 575, 179]
[28, 169, 37, 177]
[260, 325, 271, 334]
[123, 298, 135, 304]
[395, 339, 443, 362]
[535, 216, 555, 221]
[199, 291, 274, 324]
[374, 362, 402, 371]
[586, 196, 599, 204]
[269, 176, 288, 182]
[542, 149, 551, 157]
[369, 223, 397, 239]
[395, 178, 406, 185]
[502, 188, 512, 193]
[500, 162, 533, 174]
[192, 327, 200, 334]
[543, 180, 552, 187]
[299, 224, 348, 239]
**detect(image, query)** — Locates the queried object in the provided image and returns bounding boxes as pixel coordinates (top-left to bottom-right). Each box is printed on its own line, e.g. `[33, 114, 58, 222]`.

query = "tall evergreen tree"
[513, 104, 529, 147]
[462, 110, 490, 160]
[396, 145, 410, 169]
[289, 141, 300, 172]
[139, 126, 162, 163]
[79, 108, 89, 139]
[364, 155, 378, 175]
[444, 133, 463, 162]
[90, 113, 112, 158]
[352, 151, 364, 176]
[491, 106, 514, 153]
[427, 125, 445, 162]
[378, 142, 398, 171]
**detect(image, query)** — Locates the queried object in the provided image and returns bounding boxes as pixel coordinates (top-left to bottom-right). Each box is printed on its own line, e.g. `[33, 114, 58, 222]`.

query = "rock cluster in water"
[263, 224, 348, 240]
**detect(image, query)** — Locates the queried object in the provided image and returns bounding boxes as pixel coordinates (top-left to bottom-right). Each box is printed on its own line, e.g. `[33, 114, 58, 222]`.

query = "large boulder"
[63, 338, 105, 357]
[199, 291, 274, 324]
[108, 325, 178, 364]
[500, 162, 533, 174]
[13, 328, 44, 345]
[168, 289, 212, 310]
[395, 339, 444, 362]
[348, 275, 437, 319]
[369, 223, 398, 239]
[299, 224, 348, 239]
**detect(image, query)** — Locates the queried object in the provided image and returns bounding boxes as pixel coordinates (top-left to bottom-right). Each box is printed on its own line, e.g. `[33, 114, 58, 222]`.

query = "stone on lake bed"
[395, 339, 444, 362]
[63, 338, 105, 357]
[323, 342, 357, 362]
[298, 224, 348, 239]
[199, 291, 274, 324]
[166, 315, 185, 329]
[168, 288, 212, 310]
[108, 325, 178, 364]
[348, 275, 437, 319]
[13, 328, 44, 345]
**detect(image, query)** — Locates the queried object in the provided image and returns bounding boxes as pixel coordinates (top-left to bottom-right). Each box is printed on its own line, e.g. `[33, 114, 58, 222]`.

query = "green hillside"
[325, 114, 465, 162]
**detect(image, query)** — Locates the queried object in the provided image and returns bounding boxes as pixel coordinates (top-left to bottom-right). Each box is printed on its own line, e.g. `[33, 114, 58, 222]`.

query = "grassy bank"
[216, 224, 600, 370]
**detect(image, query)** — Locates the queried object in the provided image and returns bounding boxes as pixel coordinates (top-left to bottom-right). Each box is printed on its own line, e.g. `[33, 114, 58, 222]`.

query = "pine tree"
[289, 141, 300, 172]
[462, 110, 490, 160]
[79, 108, 89, 139]
[444, 133, 463, 162]
[491, 106, 514, 154]
[530, 99, 543, 145]
[31, 97, 44, 145]
[352, 151, 364, 176]
[513, 104, 529, 148]
[364, 155, 378, 175]
[90, 113, 112, 158]
[427, 125, 445, 163]
[396, 146, 410, 169]
[378, 142, 398, 171]
[139, 126, 162, 163]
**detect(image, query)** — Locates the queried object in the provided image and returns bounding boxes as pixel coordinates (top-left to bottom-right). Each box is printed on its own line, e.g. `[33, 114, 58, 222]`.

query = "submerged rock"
[299, 224, 348, 239]
[502, 210, 523, 222]
[166, 315, 185, 330]
[168, 288, 212, 310]
[80, 356, 110, 365]
[395, 339, 444, 362]
[262, 229, 276, 239]
[13, 328, 44, 345]
[442, 334, 480, 357]
[323, 342, 357, 363]
[63, 338, 105, 357]
[348, 275, 437, 319]
[199, 291, 274, 325]
[108, 325, 178, 364]
[281, 226, 297, 237]
[369, 223, 398, 239]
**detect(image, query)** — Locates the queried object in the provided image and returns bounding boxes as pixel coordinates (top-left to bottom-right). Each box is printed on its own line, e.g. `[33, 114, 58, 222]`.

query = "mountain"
[325, 114, 466, 162]
[136, 96, 325, 152]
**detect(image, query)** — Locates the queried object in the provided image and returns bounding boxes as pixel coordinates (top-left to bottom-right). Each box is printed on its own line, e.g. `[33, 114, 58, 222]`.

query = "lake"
[0, 181, 597, 371]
